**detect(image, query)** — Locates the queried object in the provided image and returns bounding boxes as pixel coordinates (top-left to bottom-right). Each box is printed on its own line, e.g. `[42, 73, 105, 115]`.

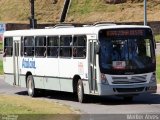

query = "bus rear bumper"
[97, 83, 157, 96]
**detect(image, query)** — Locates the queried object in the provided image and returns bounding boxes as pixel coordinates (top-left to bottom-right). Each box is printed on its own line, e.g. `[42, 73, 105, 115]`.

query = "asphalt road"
[0, 76, 160, 115]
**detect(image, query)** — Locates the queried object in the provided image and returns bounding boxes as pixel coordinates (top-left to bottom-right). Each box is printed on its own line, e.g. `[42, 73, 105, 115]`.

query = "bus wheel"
[77, 80, 85, 103]
[123, 96, 133, 102]
[27, 75, 37, 97]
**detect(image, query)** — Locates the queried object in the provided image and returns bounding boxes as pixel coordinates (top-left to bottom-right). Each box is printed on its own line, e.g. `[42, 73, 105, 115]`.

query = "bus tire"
[27, 75, 37, 97]
[77, 79, 85, 103]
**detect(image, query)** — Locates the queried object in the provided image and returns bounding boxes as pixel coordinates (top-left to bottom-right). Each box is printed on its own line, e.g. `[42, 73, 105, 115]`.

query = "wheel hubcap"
[78, 84, 82, 101]
[28, 79, 33, 95]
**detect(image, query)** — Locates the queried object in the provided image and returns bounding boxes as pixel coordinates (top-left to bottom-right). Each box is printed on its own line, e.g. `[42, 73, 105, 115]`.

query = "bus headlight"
[150, 72, 156, 83]
[101, 73, 109, 84]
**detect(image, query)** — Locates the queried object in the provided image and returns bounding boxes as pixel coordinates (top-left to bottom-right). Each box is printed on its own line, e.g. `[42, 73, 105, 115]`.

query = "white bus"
[3, 23, 157, 103]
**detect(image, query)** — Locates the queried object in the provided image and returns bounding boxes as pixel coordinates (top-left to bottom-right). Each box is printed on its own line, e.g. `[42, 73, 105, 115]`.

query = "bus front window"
[99, 29, 156, 74]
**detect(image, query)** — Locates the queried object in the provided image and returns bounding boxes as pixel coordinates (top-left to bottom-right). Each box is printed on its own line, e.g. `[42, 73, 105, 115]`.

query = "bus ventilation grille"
[115, 87, 145, 93]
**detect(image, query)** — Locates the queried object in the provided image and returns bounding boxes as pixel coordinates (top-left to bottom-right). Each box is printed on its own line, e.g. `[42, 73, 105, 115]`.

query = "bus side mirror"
[95, 42, 100, 54]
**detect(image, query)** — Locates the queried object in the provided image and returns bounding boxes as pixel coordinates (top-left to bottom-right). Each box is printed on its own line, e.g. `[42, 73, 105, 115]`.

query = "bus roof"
[3, 25, 151, 37]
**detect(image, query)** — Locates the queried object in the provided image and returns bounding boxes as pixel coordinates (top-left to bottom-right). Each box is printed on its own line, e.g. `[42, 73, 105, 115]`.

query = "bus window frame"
[23, 36, 35, 57]
[47, 35, 59, 58]
[35, 36, 47, 58]
[20, 37, 24, 57]
[3, 37, 13, 57]
[59, 35, 72, 58]
[72, 35, 87, 59]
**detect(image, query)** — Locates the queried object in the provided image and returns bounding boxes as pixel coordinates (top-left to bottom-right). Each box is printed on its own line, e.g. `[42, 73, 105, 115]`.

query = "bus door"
[13, 37, 20, 86]
[89, 40, 98, 93]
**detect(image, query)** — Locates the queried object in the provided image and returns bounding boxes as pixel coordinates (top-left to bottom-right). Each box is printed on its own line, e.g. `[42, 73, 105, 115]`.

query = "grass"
[0, 41, 2, 51]
[67, 0, 160, 23]
[0, 42, 3, 75]
[0, 95, 79, 120]
[0, 0, 160, 23]
[0, 60, 3, 75]
[155, 34, 160, 43]
[156, 55, 160, 83]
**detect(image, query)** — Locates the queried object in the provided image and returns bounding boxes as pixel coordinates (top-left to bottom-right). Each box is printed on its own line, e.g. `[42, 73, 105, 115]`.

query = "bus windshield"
[99, 28, 156, 75]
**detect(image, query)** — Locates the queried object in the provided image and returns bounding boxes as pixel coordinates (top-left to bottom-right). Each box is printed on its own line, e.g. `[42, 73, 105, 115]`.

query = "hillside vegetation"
[0, 0, 159, 23]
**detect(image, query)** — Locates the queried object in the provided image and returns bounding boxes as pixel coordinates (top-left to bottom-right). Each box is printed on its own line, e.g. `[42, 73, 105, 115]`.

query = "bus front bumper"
[97, 83, 157, 96]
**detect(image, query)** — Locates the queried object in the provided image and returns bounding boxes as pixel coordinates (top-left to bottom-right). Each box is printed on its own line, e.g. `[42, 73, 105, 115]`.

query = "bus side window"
[73, 35, 86, 58]
[47, 36, 59, 57]
[21, 37, 24, 56]
[3, 48, 7, 57]
[60, 35, 72, 58]
[24, 36, 35, 57]
[35, 36, 46, 57]
[4, 37, 13, 57]
[73, 47, 77, 57]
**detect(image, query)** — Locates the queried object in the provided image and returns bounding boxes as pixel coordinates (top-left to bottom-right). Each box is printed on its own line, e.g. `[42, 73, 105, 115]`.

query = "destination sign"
[106, 29, 145, 37]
